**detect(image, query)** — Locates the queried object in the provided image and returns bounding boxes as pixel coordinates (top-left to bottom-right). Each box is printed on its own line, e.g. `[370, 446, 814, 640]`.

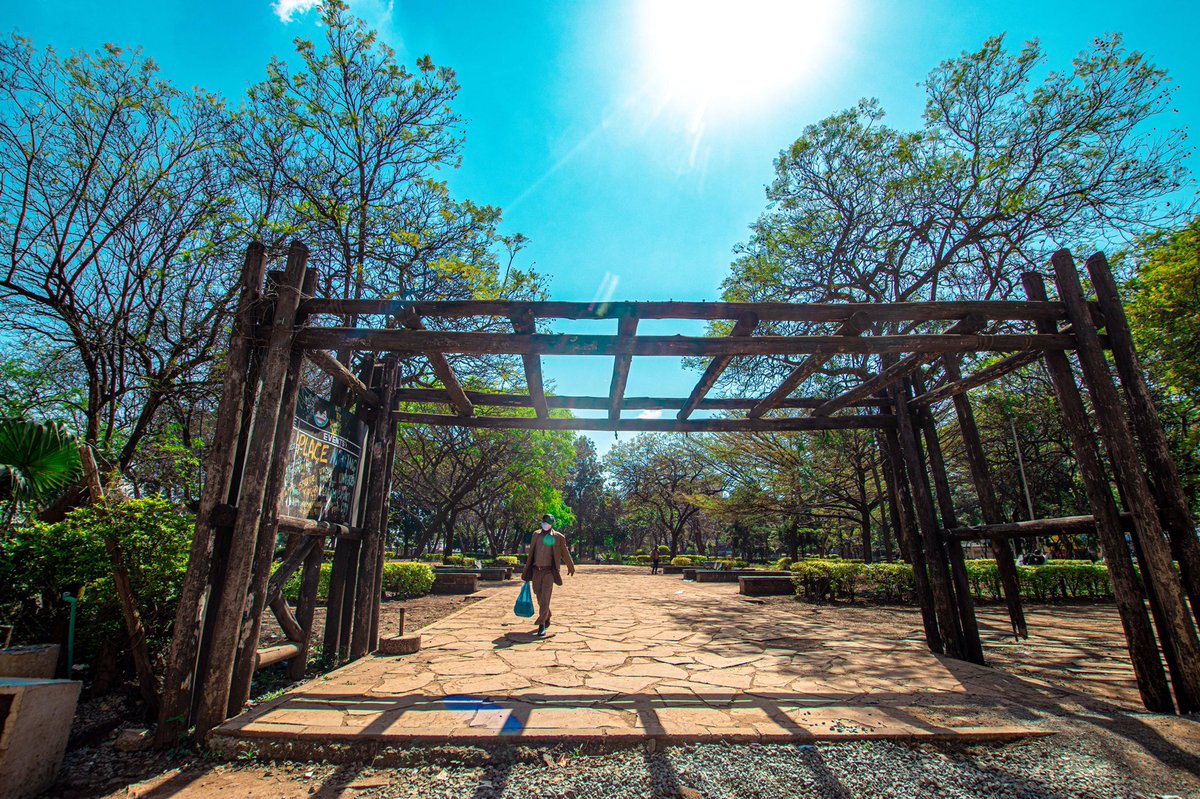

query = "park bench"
[694, 569, 791, 583]
[431, 572, 478, 594]
[478, 567, 509, 581]
[738, 575, 797, 596]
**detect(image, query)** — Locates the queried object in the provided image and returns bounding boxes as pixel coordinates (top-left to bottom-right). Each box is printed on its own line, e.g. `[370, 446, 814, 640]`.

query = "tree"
[563, 437, 609, 557]
[0, 419, 80, 522]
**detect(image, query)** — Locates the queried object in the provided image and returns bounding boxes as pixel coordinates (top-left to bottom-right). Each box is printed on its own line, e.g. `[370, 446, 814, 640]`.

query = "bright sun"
[635, 0, 848, 120]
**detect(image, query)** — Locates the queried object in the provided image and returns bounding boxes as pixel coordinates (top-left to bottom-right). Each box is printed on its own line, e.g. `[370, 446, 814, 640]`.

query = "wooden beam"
[748, 312, 870, 419]
[909, 349, 1044, 406]
[277, 515, 361, 540]
[678, 313, 758, 420]
[811, 316, 985, 417]
[512, 310, 549, 419]
[609, 315, 639, 421]
[268, 596, 305, 642]
[305, 349, 381, 408]
[392, 388, 888, 411]
[294, 328, 1081, 358]
[401, 314, 474, 417]
[1023, 270, 1173, 713]
[299, 298, 1069, 324]
[392, 411, 892, 433]
[254, 643, 302, 671]
[289, 534, 324, 680]
[943, 513, 1140, 541]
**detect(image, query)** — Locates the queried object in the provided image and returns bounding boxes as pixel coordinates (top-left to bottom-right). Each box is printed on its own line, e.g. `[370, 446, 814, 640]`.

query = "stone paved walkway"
[215, 567, 1072, 750]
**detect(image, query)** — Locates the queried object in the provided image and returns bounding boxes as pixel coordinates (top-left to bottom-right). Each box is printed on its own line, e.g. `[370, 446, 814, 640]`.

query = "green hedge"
[791, 559, 1115, 604]
[488, 555, 520, 566]
[670, 556, 694, 566]
[281, 561, 434, 601]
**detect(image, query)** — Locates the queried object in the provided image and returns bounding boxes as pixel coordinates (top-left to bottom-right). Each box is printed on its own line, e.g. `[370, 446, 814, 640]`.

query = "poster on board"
[279, 387, 366, 525]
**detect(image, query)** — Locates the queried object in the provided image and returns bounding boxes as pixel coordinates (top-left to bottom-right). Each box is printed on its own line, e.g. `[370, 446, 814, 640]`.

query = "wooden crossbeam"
[512, 310, 549, 419]
[748, 312, 870, 419]
[810, 316, 986, 418]
[678, 313, 758, 421]
[293, 328, 1081, 358]
[305, 350, 381, 408]
[392, 411, 891, 432]
[609, 315, 639, 421]
[943, 513, 1137, 541]
[300, 298, 1069, 324]
[391, 388, 888, 411]
[401, 314, 474, 417]
[909, 350, 1044, 406]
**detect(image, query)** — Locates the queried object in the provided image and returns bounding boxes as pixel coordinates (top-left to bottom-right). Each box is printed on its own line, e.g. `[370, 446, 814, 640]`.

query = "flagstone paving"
[214, 566, 1082, 750]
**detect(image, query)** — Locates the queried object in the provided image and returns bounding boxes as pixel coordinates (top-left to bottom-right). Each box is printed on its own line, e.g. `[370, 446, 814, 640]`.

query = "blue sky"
[8, 0, 1198, 457]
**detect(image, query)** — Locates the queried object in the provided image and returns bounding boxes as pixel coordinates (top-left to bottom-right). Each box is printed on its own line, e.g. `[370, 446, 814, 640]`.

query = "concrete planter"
[738, 575, 797, 596]
[0, 677, 81, 799]
[431, 572, 478, 595]
[0, 645, 59, 679]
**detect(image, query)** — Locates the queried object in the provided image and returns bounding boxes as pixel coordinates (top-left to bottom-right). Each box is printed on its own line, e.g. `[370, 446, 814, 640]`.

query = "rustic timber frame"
[156, 241, 1200, 744]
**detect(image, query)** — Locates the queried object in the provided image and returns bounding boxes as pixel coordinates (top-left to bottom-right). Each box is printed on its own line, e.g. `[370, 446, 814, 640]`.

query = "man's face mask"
[540, 522, 551, 531]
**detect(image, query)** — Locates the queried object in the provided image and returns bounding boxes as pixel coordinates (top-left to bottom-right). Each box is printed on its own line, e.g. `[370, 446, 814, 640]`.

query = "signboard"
[279, 387, 366, 525]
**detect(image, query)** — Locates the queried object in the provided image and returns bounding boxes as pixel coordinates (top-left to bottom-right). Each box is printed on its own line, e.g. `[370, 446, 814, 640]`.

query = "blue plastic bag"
[514, 581, 534, 618]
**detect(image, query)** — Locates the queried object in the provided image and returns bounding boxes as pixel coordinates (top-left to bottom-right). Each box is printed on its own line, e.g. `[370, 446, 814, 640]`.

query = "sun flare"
[635, 0, 848, 121]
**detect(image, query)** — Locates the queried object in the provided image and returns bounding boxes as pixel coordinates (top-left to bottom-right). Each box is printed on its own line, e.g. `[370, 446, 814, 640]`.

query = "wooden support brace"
[512, 310, 549, 419]
[811, 316, 984, 418]
[401, 313, 474, 416]
[678, 313, 758, 420]
[749, 312, 869, 419]
[255, 644, 302, 671]
[269, 596, 305, 642]
[306, 349, 381, 408]
[909, 349, 1044, 406]
[609, 315, 639, 421]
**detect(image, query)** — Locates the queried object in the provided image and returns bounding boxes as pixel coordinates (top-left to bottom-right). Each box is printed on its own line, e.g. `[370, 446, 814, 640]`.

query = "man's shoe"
[536, 624, 545, 636]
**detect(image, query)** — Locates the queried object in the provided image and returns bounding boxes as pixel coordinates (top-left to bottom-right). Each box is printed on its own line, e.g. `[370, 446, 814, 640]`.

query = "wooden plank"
[391, 412, 892, 432]
[305, 349, 381, 408]
[811, 316, 984, 418]
[1051, 250, 1200, 713]
[299, 298, 1069, 324]
[193, 241, 309, 737]
[609, 315, 639, 421]
[678, 313, 758, 420]
[512, 310, 549, 419]
[910, 350, 1044, 406]
[401, 314, 474, 417]
[392, 388, 888, 411]
[156, 243, 268, 746]
[1085, 252, 1200, 616]
[254, 643, 302, 671]
[1023, 270, 1173, 713]
[944, 355, 1027, 639]
[294, 328, 1081, 358]
[748, 312, 869, 419]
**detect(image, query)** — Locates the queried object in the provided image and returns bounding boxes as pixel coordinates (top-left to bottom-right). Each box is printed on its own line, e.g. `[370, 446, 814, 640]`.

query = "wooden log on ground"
[1023, 270, 1173, 713]
[254, 644, 301, 671]
[391, 389, 888, 411]
[944, 355, 1027, 639]
[911, 372, 985, 665]
[156, 243, 268, 746]
[678, 313, 758, 420]
[1051, 251, 1200, 713]
[299, 298, 1069, 324]
[1086, 252, 1200, 618]
[193, 242, 309, 737]
[390, 412, 891, 433]
[748, 312, 869, 419]
[305, 349, 381, 408]
[609, 315, 639, 421]
[294, 328, 1082, 358]
[893, 379, 965, 660]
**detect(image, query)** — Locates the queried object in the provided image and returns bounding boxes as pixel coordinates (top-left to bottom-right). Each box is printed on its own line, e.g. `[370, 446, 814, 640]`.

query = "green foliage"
[0, 419, 81, 506]
[656, 545, 670, 554]
[489, 555, 519, 567]
[0, 497, 192, 661]
[381, 562, 435, 598]
[773, 557, 794, 572]
[634, 548, 646, 556]
[670, 556, 694, 566]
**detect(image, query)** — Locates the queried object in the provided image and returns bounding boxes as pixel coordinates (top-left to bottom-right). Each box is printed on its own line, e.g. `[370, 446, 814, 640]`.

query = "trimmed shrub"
[635, 548, 646, 556]
[489, 555, 520, 566]
[657, 545, 670, 554]
[670, 556, 693, 566]
[419, 553, 442, 563]
[381, 562, 435, 598]
[773, 557, 794, 572]
[628, 554, 652, 565]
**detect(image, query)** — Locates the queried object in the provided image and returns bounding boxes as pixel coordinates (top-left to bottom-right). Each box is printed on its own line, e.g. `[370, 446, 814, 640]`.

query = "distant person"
[650, 548, 661, 574]
[521, 513, 576, 637]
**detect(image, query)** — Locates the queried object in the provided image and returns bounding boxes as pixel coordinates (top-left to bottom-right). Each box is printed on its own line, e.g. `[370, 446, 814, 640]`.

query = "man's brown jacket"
[521, 529, 575, 585]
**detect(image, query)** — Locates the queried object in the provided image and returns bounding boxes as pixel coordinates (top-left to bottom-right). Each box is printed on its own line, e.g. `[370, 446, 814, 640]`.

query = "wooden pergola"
[155, 241, 1200, 744]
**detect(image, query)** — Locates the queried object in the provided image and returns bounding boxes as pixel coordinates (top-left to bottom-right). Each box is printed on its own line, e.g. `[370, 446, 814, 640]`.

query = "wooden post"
[370, 371, 401, 651]
[1085, 252, 1200, 615]
[943, 355, 1028, 639]
[226, 267, 318, 713]
[893, 378, 965, 659]
[877, 406, 943, 654]
[911, 372, 985, 664]
[322, 537, 353, 661]
[1051, 250, 1200, 713]
[352, 357, 400, 658]
[193, 242, 310, 736]
[156, 243, 267, 746]
[289, 534, 325, 680]
[1023, 271, 1174, 712]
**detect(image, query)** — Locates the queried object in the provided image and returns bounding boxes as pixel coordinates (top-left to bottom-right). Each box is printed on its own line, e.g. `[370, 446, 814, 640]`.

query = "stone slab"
[0, 678, 81, 799]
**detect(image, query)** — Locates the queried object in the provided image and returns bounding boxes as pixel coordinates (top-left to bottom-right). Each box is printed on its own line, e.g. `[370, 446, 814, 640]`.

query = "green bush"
[670, 556, 693, 566]
[773, 557, 794, 572]
[628, 554, 652, 565]
[489, 555, 520, 566]
[445, 554, 467, 565]
[634, 548, 646, 556]
[419, 553, 442, 563]
[381, 562, 435, 598]
[280, 561, 332, 602]
[657, 545, 670, 554]
[0, 497, 193, 664]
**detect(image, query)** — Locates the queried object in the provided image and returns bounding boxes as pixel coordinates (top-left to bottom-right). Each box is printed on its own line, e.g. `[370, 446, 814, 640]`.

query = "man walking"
[650, 547, 661, 574]
[521, 513, 576, 636]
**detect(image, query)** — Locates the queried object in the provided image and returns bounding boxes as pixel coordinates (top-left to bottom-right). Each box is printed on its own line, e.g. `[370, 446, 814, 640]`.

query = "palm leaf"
[0, 419, 82, 502]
